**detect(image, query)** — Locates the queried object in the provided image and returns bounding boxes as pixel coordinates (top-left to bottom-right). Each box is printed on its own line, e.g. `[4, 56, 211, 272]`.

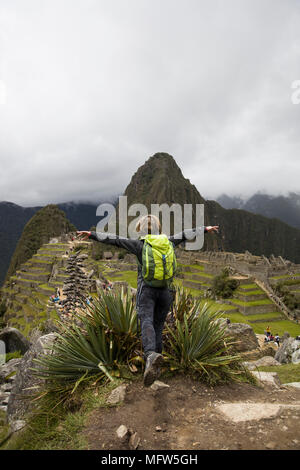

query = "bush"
[168, 286, 201, 323]
[73, 244, 87, 253]
[211, 268, 239, 299]
[5, 350, 22, 362]
[274, 282, 299, 311]
[164, 302, 254, 385]
[0, 301, 6, 317]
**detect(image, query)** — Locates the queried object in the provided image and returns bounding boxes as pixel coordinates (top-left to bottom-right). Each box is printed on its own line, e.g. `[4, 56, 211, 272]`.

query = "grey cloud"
[0, 0, 299, 206]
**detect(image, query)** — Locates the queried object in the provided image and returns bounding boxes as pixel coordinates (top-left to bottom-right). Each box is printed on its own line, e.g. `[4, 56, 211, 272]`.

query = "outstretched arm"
[76, 231, 142, 257]
[169, 225, 219, 247]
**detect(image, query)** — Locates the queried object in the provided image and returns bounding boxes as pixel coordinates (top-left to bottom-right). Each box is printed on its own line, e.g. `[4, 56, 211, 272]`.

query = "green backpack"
[140, 234, 177, 287]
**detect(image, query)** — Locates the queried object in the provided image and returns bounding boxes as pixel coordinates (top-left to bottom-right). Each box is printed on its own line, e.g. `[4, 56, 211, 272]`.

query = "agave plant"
[34, 288, 141, 385]
[169, 286, 202, 323]
[85, 288, 137, 333]
[164, 302, 251, 385]
[84, 288, 140, 358]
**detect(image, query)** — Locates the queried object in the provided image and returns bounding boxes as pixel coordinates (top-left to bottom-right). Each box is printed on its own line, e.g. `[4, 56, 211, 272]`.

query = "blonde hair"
[135, 214, 161, 235]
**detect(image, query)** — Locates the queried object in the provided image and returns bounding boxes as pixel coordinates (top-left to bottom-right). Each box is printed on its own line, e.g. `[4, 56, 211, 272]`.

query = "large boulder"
[225, 323, 259, 352]
[244, 356, 281, 370]
[0, 358, 22, 385]
[251, 371, 281, 388]
[7, 333, 57, 422]
[275, 337, 300, 364]
[0, 328, 30, 355]
[291, 349, 300, 364]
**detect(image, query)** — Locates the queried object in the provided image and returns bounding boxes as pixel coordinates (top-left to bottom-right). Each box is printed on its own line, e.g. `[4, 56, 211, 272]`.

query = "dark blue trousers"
[137, 284, 173, 357]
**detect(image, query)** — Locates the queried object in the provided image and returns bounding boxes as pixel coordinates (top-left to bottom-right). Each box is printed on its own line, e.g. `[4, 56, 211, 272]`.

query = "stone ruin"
[193, 250, 300, 281]
[62, 252, 92, 314]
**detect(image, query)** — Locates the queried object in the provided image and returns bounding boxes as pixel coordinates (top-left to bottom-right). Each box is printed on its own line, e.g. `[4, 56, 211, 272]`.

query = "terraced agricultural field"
[2, 241, 300, 340]
[1, 242, 70, 336]
[96, 259, 300, 336]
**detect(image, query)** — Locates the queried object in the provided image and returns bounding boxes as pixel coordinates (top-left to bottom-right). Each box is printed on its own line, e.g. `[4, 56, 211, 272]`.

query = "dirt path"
[83, 376, 300, 451]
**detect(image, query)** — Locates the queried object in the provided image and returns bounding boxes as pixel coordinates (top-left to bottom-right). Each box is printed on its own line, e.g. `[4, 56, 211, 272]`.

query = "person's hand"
[76, 231, 91, 240]
[206, 226, 219, 233]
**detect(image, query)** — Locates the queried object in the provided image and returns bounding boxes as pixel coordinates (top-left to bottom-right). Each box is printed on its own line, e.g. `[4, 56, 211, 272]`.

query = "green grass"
[257, 363, 300, 384]
[30, 259, 53, 265]
[226, 312, 251, 323]
[0, 288, 16, 296]
[207, 302, 238, 312]
[44, 243, 70, 248]
[184, 271, 214, 279]
[246, 312, 285, 322]
[224, 310, 300, 336]
[0, 410, 10, 446]
[10, 276, 40, 285]
[1, 378, 127, 450]
[34, 292, 50, 303]
[172, 279, 202, 297]
[49, 309, 59, 322]
[271, 279, 300, 287]
[104, 270, 137, 288]
[179, 278, 210, 287]
[178, 263, 205, 271]
[250, 320, 300, 336]
[270, 274, 300, 280]
[48, 281, 64, 287]
[239, 283, 259, 290]
[5, 350, 23, 362]
[27, 297, 44, 311]
[236, 289, 265, 296]
[39, 284, 56, 292]
[180, 272, 213, 282]
[229, 298, 274, 307]
[22, 303, 40, 317]
[38, 248, 67, 253]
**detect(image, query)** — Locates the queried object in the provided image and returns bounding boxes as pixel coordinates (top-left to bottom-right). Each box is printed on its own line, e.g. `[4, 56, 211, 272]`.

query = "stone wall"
[194, 250, 300, 281]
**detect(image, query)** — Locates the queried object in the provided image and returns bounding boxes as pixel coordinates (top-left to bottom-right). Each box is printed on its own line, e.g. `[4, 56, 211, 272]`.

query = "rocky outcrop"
[0, 327, 30, 355]
[106, 384, 127, 405]
[226, 323, 259, 352]
[7, 333, 57, 422]
[244, 356, 281, 370]
[251, 371, 281, 387]
[216, 402, 300, 423]
[0, 358, 22, 386]
[274, 337, 300, 364]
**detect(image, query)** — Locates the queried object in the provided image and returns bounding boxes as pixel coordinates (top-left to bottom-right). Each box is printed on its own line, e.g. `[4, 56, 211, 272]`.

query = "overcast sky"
[0, 0, 299, 206]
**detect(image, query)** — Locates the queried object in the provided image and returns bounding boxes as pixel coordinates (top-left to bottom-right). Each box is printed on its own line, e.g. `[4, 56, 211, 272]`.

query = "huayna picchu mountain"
[122, 152, 300, 263]
[5, 205, 76, 282]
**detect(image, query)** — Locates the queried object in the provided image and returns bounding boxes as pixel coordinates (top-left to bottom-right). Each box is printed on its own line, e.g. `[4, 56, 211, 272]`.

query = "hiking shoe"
[143, 352, 164, 387]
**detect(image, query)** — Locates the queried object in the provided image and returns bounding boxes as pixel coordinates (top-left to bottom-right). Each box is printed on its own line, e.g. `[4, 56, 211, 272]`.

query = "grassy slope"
[0, 378, 127, 450]
[257, 363, 300, 384]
